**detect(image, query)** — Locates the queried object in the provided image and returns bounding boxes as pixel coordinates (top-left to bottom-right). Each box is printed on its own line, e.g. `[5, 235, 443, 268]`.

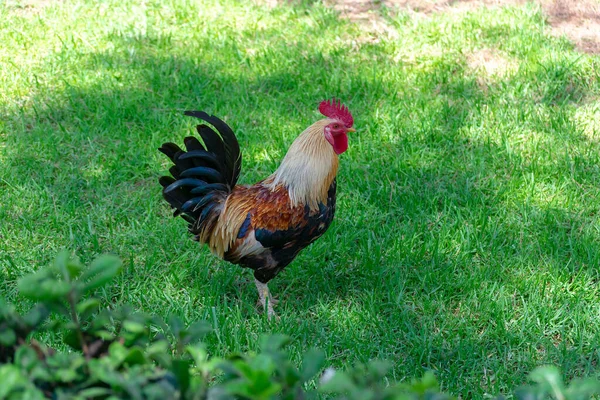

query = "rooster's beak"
[347, 128, 356, 133]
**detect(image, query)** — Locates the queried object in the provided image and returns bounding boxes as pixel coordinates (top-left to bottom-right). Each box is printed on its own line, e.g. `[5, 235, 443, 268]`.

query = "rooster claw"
[255, 279, 279, 321]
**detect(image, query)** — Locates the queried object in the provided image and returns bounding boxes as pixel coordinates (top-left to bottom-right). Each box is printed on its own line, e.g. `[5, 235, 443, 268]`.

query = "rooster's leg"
[254, 279, 277, 320]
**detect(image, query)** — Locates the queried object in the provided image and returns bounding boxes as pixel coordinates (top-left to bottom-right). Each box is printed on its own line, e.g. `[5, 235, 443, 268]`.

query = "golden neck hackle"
[266, 119, 339, 210]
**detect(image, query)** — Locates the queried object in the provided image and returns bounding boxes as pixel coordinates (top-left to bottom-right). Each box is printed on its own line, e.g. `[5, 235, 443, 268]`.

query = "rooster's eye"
[333, 124, 339, 128]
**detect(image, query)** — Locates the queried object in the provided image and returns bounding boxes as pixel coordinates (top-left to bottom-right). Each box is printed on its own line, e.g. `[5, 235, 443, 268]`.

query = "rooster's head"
[318, 99, 355, 155]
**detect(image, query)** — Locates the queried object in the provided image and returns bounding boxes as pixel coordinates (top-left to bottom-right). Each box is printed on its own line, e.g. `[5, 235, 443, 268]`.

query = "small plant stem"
[68, 291, 90, 359]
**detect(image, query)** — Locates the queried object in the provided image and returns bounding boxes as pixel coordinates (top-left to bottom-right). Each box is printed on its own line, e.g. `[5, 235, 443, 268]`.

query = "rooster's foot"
[255, 279, 279, 321]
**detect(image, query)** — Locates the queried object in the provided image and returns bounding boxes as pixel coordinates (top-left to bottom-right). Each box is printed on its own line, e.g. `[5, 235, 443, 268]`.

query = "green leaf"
[94, 329, 115, 341]
[123, 320, 146, 334]
[565, 378, 600, 398]
[206, 386, 235, 400]
[14, 346, 42, 371]
[0, 296, 13, 317]
[66, 258, 84, 280]
[186, 345, 208, 366]
[250, 354, 276, 374]
[529, 366, 565, 395]
[0, 365, 44, 399]
[319, 371, 357, 393]
[301, 348, 325, 382]
[77, 387, 113, 398]
[226, 377, 282, 400]
[88, 359, 123, 387]
[367, 360, 392, 380]
[401, 371, 441, 394]
[123, 347, 147, 366]
[188, 345, 221, 376]
[148, 340, 171, 357]
[80, 254, 122, 293]
[54, 250, 84, 281]
[0, 328, 16, 346]
[514, 385, 547, 400]
[76, 298, 101, 321]
[147, 340, 171, 367]
[22, 304, 50, 328]
[172, 359, 191, 395]
[182, 320, 212, 345]
[63, 329, 82, 350]
[18, 270, 71, 302]
[168, 315, 185, 338]
[90, 311, 112, 332]
[143, 380, 179, 399]
[108, 342, 128, 366]
[234, 359, 260, 379]
[260, 334, 290, 353]
[54, 250, 71, 280]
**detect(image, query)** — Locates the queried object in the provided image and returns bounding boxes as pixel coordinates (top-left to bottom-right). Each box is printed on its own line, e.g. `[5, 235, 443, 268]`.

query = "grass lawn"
[1, 0, 600, 396]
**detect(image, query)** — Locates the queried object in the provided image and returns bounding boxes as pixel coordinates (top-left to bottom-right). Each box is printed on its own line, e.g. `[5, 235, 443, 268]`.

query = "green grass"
[1, 0, 600, 396]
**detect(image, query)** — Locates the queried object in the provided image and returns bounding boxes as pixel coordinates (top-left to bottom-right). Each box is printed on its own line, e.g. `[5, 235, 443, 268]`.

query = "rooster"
[159, 99, 355, 318]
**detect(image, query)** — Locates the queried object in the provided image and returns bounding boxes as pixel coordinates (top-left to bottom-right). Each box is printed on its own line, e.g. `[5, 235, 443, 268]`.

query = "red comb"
[318, 99, 354, 128]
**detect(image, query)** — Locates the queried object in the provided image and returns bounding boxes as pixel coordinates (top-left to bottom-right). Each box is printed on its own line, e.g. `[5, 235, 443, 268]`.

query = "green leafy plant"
[513, 366, 600, 400]
[1, 252, 600, 399]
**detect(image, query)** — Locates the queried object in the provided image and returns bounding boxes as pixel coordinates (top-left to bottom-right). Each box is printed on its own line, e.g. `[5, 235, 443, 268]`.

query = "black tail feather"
[159, 176, 175, 187]
[180, 166, 223, 183]
[163, 178, 208, 195]
[158, 143, 183, 161]
[197, 124, 226, 167]
[168, 165, 181, 179]
[181, 195, 214, 213]
[184, 136, 206, 152]
[158, 110, 242, 235]
[181, 214, 195, 224]
[184, 111, 242, 187]
[190, 183, 229, 195]
[178, 150, 222, 170]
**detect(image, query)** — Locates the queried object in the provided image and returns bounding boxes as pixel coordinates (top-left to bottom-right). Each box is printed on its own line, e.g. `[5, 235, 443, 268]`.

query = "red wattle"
[332, 133, 348, 154]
